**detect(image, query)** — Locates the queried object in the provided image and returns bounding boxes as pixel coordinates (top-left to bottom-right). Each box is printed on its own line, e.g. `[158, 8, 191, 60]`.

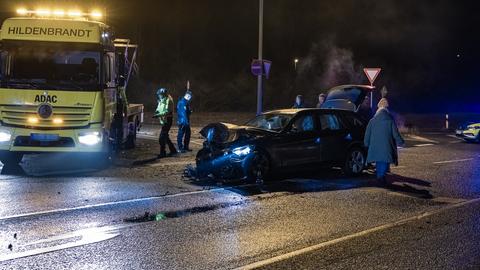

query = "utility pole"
[256, 0, 264, 116]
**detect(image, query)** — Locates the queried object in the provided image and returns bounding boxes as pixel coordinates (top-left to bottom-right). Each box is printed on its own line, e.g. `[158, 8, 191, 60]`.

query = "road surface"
[0, 128, 479, 269]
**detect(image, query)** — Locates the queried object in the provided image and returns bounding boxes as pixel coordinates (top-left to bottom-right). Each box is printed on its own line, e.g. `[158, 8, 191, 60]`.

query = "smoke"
[297, 39, 364, 94]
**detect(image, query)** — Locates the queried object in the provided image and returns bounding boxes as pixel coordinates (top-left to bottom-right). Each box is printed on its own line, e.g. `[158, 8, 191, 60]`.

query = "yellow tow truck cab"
[0, 10, 143, 165]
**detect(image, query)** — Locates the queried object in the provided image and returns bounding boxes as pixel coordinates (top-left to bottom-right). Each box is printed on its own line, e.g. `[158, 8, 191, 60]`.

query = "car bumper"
[0, 124, 107, 153]
[456, 130, 478, 140]
[196, 150, 254, 180]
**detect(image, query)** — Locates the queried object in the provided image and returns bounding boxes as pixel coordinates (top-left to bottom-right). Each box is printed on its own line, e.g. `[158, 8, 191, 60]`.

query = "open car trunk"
[321, 85, 374, 112]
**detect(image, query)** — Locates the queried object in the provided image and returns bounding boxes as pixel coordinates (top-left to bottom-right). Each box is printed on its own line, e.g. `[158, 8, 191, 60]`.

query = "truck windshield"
[0, 42, 102, 91]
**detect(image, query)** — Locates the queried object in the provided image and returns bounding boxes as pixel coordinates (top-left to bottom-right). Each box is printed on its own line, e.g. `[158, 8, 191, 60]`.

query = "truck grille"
[0, 105, 92, 129]
[14, 136, 75, 147]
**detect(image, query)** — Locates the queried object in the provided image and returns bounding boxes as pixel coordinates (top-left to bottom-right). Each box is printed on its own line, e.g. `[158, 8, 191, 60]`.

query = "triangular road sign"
[363, 68, 381, 86]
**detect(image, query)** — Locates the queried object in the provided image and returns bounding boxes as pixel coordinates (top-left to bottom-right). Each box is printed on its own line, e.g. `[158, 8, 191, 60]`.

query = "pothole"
[124, 200, 249, 223]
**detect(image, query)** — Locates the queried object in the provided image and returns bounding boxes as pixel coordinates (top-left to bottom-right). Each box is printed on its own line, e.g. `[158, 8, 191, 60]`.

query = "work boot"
[168, 151, 179, 157]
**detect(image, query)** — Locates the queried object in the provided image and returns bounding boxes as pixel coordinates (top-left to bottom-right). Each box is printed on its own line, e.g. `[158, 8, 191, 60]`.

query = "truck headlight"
[232, 145, 252, 157]
[78, 132, 102, 146]
[0, 130, 12, 143]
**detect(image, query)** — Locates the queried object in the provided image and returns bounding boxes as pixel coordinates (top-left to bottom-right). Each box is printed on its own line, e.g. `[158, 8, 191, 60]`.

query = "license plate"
[456, 130, 462, 135]
[31, 133, 60, 142]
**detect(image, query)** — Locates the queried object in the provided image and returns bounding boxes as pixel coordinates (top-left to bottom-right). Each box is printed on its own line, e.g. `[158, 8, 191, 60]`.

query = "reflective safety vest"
[155, 95, 174, 125]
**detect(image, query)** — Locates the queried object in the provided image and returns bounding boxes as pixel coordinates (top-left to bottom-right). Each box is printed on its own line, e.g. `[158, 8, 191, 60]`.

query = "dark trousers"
[159, 116, 176, 155]
[376, 162, 390, 179]
[177, 124, 191, 150]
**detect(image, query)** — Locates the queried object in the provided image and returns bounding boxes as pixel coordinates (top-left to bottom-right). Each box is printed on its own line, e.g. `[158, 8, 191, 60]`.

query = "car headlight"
[232, 145, 252, 156]
[0, 130, 12, 143]
[78, 132, 102, 146]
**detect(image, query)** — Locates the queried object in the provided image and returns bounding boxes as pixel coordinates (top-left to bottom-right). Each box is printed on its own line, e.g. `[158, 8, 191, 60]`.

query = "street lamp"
[294, 58, 299, 70]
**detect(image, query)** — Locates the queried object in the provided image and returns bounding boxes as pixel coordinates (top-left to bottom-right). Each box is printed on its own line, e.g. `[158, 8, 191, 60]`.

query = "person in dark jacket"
[154, 88, 177, 158]
[316, 93, 326, 108]
[177, 90, 193, 152]
[292, 95, 305, 109]
[364, 98, 404, 184]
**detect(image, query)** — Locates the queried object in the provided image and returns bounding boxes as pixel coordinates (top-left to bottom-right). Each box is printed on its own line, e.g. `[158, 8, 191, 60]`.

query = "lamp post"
[294, 58, 299, 71]
[256, 0, 264, 116]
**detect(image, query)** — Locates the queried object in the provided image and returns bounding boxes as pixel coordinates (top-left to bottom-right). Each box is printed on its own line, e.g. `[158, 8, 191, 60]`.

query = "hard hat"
[157, 88, 167, 96]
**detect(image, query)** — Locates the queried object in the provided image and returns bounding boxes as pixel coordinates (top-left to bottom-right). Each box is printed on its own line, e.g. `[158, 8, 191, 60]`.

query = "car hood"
[200, 122, 273, 144]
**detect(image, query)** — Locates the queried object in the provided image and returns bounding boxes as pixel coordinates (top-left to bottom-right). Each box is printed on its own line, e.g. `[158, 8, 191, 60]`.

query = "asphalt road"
[0, 128, 479, 270]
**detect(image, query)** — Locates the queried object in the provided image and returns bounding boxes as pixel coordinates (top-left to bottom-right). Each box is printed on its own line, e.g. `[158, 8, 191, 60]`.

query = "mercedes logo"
[37, 103, 53, 119]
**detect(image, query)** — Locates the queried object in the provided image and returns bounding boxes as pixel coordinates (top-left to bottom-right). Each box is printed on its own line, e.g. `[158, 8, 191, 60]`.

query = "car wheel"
[343, 147, 366, 176]
[247, 151, 271, 184]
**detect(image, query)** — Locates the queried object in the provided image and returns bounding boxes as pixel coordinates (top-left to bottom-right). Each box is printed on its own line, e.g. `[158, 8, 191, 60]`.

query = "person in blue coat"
[364, 98, 405, 184]
[177, 90, 193, 152]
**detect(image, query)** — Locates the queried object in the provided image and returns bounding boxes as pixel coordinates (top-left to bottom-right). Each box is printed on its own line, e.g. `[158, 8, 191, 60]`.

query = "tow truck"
[0, 8, 143, 166]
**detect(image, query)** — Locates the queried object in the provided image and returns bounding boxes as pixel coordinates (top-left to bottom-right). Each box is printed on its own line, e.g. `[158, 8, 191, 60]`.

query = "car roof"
[264, 108, 355, 115]
[329, 84, 375, 92]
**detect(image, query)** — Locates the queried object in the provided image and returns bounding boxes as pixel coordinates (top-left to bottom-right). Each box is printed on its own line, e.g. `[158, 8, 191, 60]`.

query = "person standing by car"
[177, 90, 193, 152]
[364, 98, 404, 184]
[154, 88, 177, 158]
[316, 93, 326, 108]
[292, 95, 305, 109]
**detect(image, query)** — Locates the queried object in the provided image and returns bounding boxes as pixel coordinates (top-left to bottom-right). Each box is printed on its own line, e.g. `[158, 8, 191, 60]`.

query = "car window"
[318, 114, 344, 131]
[345, 114, 366, 128]
[291, 114, 315, 133]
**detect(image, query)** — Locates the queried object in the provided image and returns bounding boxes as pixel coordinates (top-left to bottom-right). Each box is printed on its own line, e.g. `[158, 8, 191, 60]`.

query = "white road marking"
[414, 143, 435, 147]
[234, 197, 480, 270]
[0, 224, 126, 262]
[447, 134, 463, 140]
[0, 184, 256, 222]
[433, 158, 474, 164]
[405, 135, 439, 144]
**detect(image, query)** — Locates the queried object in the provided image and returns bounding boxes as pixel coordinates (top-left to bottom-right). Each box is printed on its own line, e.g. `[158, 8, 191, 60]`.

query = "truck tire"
[0, 153, 24, 166]
[125, 121, 137, 149]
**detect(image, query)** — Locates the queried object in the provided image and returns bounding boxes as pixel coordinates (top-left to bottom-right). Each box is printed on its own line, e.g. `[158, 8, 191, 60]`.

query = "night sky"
[1, 0, 479, 113]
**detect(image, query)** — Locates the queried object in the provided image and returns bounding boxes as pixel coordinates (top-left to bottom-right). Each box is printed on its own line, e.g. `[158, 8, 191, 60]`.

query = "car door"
[274, 112, 321, 168]
[317, 112, 351, 163]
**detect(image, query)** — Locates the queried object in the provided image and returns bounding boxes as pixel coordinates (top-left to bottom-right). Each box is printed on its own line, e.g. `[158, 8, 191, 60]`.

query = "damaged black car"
[191, 85, 373, 182]
[194, 108, 368, 182]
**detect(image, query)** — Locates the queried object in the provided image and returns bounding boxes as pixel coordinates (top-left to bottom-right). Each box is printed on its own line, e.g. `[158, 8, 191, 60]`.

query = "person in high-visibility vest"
[154, 88, 178, 158]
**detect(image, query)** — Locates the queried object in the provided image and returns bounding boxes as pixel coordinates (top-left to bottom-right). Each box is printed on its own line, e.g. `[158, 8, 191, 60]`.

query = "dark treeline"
[1, 0, 479, 113]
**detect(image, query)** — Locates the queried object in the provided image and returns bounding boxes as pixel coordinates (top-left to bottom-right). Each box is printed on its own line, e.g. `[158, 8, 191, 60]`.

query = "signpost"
[256, 0, 264, 116]
[363, 68, 382, 108]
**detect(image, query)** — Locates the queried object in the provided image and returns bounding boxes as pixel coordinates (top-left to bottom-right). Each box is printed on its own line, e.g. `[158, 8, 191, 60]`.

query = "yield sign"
[363, 68, 381, 86]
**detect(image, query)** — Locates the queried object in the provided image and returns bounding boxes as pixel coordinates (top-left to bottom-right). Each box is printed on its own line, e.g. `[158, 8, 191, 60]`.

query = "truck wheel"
[343, 147, 366, 176]
[125, 121, 137, 149]
[0, 153, 24, 166]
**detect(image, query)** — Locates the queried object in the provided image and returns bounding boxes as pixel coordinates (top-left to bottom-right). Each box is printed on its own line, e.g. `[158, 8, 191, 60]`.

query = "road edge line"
[233, 197, 480, 270]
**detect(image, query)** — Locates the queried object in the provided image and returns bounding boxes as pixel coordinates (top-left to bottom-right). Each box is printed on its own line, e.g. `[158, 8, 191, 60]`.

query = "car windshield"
[0, 42, 102, 91]
[245, 113, 293, 132]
